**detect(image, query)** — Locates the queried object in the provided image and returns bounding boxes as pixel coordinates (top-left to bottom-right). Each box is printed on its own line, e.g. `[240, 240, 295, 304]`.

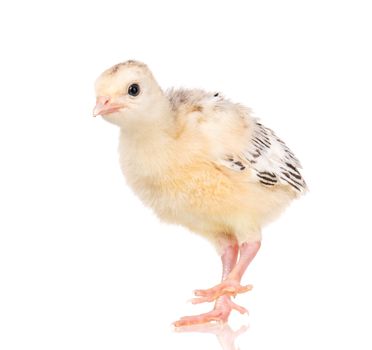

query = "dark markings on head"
[109, 60, 147, 75]
[110, 64, 122, 74]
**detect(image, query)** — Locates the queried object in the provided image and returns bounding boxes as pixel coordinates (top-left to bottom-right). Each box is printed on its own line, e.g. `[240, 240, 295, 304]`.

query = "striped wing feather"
[223, 121, 307, 193]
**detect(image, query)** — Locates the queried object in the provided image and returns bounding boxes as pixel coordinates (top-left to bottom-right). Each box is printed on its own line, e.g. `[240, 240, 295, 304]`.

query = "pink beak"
[93, 96, 124, 117]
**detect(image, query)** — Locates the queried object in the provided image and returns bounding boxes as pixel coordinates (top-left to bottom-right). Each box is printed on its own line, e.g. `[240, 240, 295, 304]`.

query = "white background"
[1, 1, 371, 349]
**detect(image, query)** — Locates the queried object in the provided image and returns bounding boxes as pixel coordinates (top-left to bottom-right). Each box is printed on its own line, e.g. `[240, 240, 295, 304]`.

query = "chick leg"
[174, 242, 242, 327]
[193, 241, 261, 303]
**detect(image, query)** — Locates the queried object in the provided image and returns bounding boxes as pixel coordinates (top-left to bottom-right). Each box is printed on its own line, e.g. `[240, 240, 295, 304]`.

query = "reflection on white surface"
[175, 322, 248, 350]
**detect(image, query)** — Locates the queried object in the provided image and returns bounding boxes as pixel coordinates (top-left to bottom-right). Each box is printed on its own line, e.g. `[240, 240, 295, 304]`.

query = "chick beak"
[93, 96, 124, 117]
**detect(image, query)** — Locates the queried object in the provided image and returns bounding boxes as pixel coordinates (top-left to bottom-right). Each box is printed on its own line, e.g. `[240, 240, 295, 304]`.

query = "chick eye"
[128, 83, 140, 96]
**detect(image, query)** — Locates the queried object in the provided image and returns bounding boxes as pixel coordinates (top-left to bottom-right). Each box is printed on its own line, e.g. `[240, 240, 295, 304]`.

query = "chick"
[93, 60, 306, 326]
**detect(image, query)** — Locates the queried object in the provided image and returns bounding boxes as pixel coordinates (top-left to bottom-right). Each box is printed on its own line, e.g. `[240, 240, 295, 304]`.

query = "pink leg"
[212, 244, 246, 317]
[194, 241, 261, 302]
[174, 242, 238, 327]
[221, 243, 239, 280]
[174, 240, 260, 327]
[229, 241, 261, 281]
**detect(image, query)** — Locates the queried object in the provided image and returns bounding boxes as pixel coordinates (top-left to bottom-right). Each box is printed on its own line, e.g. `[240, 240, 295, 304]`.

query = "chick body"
[114, 83, 300, 250]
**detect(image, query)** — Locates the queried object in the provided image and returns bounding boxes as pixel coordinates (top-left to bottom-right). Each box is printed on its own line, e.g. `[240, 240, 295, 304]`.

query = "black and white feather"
[222, 120, 307, 193]
[165, 88, 306, 194]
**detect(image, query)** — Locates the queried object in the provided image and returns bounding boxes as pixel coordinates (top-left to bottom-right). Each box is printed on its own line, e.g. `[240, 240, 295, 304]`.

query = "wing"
[220, 120, 307, 193]
[166, 88, 306, 193]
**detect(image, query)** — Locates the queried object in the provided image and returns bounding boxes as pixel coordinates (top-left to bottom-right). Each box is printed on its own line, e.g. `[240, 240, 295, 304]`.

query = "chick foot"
[192, 279, 253, 304]
[174, 295, 247, 327]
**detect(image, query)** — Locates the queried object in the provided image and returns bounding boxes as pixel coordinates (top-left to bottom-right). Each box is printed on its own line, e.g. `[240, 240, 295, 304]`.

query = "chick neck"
[119, 97, 177, 176]
[121, 96, 175, 140]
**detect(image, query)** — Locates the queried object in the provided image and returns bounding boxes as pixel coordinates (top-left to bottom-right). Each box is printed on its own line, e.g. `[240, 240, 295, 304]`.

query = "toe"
[194, 280, 253, 300]
[227, 299, 248, 314]
[173, 310, 224, 327]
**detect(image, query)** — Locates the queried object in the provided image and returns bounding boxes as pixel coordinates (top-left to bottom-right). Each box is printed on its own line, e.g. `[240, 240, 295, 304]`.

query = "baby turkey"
[93, 60, 306, 327]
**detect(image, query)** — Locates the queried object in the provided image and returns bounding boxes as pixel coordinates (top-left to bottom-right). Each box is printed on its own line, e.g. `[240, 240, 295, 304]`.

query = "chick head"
[93, 60, 168, 128]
